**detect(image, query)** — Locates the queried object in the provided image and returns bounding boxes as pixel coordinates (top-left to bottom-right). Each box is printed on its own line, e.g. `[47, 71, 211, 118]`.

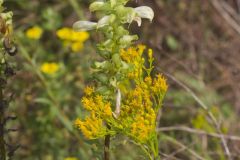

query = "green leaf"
[112, 54, 122, 67]
[89, 1, 105, 12]
[166, 35, 179, 51]
[34, 98, 53, 106]
[119, 35, 138, 47]
[110, 0, 117, 8]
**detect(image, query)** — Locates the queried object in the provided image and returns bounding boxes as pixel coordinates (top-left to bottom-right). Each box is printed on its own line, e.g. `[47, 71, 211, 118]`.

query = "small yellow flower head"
[56, 27, 89, 52]
[104, 102, 112, 117]
[75, 114, 105, 139]
[56, 27, 72, 40]
[81, 95, 112, 118]
[57, 27, 89, 52]
[148, 49, 153, 58]
[81, 97, 94, 111]
[57, 27, 89, 42]
[131, 115, 155, 143]
[40, 62, 59, 75]
[64, 157, 78, 160]
[71, 31, 89, 42]
[137, 44, 146, 54]
[71, 42, 83, 52]
[84, 86, 95, 96]
[152, 74, 168, 93]
[26, 26, 43, 40]
[144, 76, 152, 86]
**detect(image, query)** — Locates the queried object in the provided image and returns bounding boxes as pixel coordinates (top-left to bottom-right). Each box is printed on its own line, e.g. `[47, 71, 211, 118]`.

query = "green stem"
[68, 0, 84, 19]
[138, 144, 153, 160]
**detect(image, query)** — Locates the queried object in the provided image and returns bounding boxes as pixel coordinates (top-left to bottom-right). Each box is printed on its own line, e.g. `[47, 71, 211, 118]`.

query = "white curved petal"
[73, 21, 97, 31]
[134, 6, 154, 22]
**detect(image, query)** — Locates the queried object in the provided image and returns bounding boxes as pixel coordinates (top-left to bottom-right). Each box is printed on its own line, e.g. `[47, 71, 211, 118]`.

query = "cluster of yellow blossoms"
[25, 26, 89, 52]
[120, 44, 146, 79]
[75, 45, 168, 144]
[56, 27, 89, 52]
[40, 62, 59, 75]
[75, 86, 113, 139]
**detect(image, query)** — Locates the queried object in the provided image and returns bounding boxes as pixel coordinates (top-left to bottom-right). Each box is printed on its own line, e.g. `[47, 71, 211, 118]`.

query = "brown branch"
[210, 0, 240, 35]
[104, 134, 110, 160]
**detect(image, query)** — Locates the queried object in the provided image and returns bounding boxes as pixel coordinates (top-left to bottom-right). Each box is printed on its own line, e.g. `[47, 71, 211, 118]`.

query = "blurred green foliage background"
[2, 0, 240, 159]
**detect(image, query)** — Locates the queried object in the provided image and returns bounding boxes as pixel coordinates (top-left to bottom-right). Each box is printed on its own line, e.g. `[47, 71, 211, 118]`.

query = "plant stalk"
[104, 134, 110, 160]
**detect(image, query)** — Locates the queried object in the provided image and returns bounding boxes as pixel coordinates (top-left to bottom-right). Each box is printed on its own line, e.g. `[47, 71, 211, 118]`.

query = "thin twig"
[160, 152, 182, 160]
[164, 145, 188, 160]
[158, 126, 240, 141]
[162, 135, 205, 160]
[210, 0, 240, 35]
[68, 0, 85, 19]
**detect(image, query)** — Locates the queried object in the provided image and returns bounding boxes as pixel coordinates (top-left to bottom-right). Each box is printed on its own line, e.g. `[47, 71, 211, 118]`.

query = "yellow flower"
[56, 27, 73, 40]
[75, 113, 105, 139]
[57, 27, 89, 52]
[104, 102, 112, 117]
[40, 62, 59, 75]
[26, 26, 43, 40]
[84, 86, 95, 96]
[152, 74, 168, 93]
[148, 49, 153, 58]
[81, 95, 112, 118]
[64, 157, 78, 160]
[144, 76, 152, 86]
[131, 115, 155, 143]
[57, 27, 89, 42]
[71, 31, 89, 42]
[71, 42, 83, 52]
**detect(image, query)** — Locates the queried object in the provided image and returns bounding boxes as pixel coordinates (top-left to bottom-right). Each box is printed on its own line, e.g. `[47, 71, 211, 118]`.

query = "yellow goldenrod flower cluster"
[75, 87, 113, 139]
[64, 157, 78, 160]
[84, 86, 95, 96]
[120, 44, 146, 79]
[56, 27, 89, 52]
[151, 74, 168, 95]
[25, 26, 43, 40]
[40, 62, 59, 75]
[118, 46, 168, 142]
[75, 113, 106, 139]
[81, 94, 112, 117]
[75, 45, 168, 145]
[120, 83, 156, 143]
